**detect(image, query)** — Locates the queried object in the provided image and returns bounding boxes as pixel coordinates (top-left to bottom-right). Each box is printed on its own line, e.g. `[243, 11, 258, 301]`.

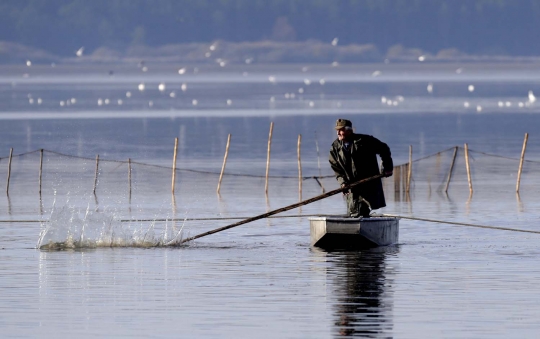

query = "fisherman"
[329, 118, 393, 218]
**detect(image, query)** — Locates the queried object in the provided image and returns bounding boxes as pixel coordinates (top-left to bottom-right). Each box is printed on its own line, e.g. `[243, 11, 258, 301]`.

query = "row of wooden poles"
[2, 122, 302, 197]
[393, 133, 529, 195]
[172, 122, 305, 196]
[2, 130, 530, 196]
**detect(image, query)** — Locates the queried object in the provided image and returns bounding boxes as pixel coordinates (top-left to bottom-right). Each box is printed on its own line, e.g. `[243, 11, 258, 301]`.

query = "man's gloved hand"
[383, 170, 393, 177]
[341, 183, 350, 195]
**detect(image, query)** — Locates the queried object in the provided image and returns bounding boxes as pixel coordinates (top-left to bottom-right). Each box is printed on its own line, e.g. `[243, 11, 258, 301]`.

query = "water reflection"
[6, 193, 12, 216]
[440, 191, 458, 216]
[327, 247, 398, 338]
[465, 192, 473, 216]
[516, 192, 524, 213]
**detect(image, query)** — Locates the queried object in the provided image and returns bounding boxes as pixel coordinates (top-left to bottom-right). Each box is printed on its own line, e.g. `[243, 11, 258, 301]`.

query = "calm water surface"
[1, 64, 540, 338]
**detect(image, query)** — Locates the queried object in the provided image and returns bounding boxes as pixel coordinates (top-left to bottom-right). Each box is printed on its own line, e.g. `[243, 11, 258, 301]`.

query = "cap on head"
[335, 118, 352, 130]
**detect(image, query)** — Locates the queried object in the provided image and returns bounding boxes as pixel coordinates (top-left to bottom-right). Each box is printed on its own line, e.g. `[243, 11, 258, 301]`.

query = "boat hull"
[309, 216, 399, 250]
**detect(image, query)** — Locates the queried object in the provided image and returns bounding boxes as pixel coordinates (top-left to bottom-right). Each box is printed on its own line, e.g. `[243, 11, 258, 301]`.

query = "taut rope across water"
[382, 214, 540, 235]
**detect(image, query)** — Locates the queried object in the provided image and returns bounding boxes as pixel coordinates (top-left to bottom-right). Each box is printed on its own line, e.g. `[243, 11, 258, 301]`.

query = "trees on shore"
[0, 0, 538, 56]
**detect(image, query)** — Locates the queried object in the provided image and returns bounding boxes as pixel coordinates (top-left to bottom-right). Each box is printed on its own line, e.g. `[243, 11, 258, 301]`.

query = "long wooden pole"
[516, 132, 529, 193]
[92, 154, 99, 195]
[265, 122, 274, 195]
[178, 173, 384, 245]
[297, 134, 302, 197]
[444, 146, 458, 193]
[464, 143, 473, 193]
[171, 137, 178, 194]
[39, 149, 43, 195]
[406, 145, 412, 192]
[6, 148, 13, 194]
[217, 134, 231, 194]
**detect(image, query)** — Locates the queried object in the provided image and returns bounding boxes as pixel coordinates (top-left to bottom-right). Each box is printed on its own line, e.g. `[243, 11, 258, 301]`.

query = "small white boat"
[309, 216, 399, 250]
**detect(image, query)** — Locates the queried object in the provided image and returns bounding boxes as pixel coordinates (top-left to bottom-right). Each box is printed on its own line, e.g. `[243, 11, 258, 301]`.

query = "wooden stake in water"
[314, 131, 325, 193]
[6, 148, 13, 194]
[445, 146, 458, 193]
[406, 145, 412, 193]
[171, 137, 178, 194]
[393, 165, 400, 202]
[217, 134, 231, 194]
[128, 158, 132, 198]
[464, 143, 473, 193]
[93, 154, 99, 195]
[265, 122, 274, 195]
[394, 164, 401, 193]
[171, 193, 177, 234]
[39, 149, 43, 195]
[297, 134, 302, 197]
[314, 131, 321, 178]
[400, 163, 409, 195]
[516, 132, 529, 193]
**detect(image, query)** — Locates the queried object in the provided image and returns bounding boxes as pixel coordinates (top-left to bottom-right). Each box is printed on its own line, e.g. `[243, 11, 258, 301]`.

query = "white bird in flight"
[528, 90, 536, 103]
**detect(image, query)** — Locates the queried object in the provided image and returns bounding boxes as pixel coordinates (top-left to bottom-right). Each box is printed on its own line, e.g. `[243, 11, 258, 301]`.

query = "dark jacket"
[329, 133, 393, 210]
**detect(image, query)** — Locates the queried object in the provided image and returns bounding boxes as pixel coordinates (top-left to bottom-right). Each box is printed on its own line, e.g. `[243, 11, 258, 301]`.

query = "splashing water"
[37, 205, 187, 250]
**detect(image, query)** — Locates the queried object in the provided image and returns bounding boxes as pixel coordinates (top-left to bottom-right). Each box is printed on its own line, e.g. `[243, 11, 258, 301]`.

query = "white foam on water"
[37, 204, 187, 250]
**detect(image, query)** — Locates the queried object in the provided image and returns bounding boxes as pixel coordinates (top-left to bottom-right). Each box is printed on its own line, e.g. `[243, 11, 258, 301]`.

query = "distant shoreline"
[2, 40, 540, 66]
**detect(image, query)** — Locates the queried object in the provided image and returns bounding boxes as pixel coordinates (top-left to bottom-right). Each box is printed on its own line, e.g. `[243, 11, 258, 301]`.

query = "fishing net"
[1, 144, 537, 248]
[1, 145, 537, 210]
[381, 145, 540, 201]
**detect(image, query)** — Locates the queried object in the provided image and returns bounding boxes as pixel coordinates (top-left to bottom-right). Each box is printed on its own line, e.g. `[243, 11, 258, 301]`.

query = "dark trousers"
[346, 191, 371, 218]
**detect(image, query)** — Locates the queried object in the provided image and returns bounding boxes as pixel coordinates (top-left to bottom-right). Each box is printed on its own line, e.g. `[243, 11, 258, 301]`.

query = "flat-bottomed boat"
[309, 216, 399, 250]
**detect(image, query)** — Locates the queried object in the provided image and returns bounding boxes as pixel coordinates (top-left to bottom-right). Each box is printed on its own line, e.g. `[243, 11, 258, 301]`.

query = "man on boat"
[329, 118, 393, 218]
